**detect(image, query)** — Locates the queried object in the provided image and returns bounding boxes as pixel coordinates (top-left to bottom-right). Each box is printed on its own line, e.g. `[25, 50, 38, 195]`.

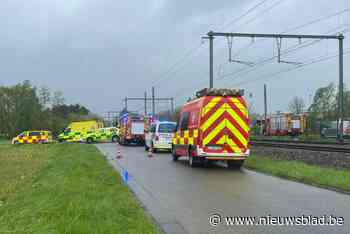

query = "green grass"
[0, 138, 10, 145]
[0, 144, 160, 234]
[244, 154, 350, 192]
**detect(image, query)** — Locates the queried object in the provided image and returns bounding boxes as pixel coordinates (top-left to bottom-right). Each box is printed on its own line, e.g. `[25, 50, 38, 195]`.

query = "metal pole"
[152, 86, 155, 117]
[124, 98, 128, 111]
[338, 35, 344, 143]
[171, 98, 174, 114]
[264, 84, 267, 135]
[207, 31, 342, 40]
[209, 34, 214, 88]
[144, 92, 147, 116]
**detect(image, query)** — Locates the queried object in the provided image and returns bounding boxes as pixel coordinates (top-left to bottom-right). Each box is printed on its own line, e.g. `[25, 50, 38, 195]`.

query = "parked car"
[12, 130, 53, 144]
[145, 121, 176, 152]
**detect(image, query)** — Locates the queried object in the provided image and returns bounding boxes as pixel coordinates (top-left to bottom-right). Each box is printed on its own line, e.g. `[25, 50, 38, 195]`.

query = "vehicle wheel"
[171, 146, 178, 161]
[188, 147, 202, 167]
[13, 141, 19, 145]
[86, 138, 94, 144]
[189, 154, 202, 167]
[227, 160, 244, 169]
[112, 136, 118, 143]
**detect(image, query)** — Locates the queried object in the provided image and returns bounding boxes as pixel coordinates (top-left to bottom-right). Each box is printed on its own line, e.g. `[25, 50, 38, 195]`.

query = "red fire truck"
[118, 112, 145, 145]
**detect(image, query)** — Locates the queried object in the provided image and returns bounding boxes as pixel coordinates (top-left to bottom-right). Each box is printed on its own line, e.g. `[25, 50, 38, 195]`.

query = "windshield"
[158, 123, 176, 133]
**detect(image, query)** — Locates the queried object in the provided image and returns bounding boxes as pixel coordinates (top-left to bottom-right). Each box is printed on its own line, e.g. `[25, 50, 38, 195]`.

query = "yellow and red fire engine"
[172, 88, 250, 168]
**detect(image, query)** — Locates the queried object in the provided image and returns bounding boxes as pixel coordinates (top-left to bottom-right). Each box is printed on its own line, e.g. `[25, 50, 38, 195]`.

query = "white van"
[145, 121, 177, 152]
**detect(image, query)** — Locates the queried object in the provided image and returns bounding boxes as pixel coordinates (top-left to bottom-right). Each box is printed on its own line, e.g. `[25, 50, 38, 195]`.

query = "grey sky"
[1, 0, 350, 115]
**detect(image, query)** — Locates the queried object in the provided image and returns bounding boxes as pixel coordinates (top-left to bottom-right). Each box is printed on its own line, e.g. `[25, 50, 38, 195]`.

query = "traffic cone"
[148, 147, 153, 158]
[116, 144, 123, 159]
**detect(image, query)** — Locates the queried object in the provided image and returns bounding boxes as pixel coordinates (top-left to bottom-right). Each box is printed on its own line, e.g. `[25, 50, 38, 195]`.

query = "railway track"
[252, 140, 350, 153]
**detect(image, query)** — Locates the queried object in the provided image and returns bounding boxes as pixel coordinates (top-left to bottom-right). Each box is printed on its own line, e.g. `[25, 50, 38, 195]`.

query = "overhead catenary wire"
[148, 0, 275, 89]
[234, 0, 286, 30]
[229, 7, 350, 59]
[173, 48, 350, 101]
[218, 24, 350, 80]
[232, 49, 350, 86]
[218, 0, 271, 30]
[158, 3, 350, 104]
[171, 26, 350, 101]
[151, 42, 204, 87]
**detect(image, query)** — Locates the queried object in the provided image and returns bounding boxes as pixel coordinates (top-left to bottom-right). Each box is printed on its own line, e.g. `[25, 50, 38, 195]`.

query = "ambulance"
[83, 127, 119, 144]
[58, 120, 103, 142]
[172, 88, 250, 168]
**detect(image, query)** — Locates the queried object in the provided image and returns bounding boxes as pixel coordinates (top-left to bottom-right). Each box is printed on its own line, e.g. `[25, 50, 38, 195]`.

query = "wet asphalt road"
[97, 143, 350, 234]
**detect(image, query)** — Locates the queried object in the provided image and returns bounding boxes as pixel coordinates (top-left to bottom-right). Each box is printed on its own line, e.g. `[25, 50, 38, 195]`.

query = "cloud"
[0, 0, 350, 115]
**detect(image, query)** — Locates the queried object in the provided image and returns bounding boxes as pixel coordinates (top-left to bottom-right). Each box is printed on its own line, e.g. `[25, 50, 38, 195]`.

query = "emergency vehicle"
[145, 121, 176, 152]
[265, 113, 307, 136]
[172, 88, 250, 168]
[12, 130, 53, 144]
[58, 120, 103, 142]
[83, 127, 119, 144]
[118, 112, 145, 145]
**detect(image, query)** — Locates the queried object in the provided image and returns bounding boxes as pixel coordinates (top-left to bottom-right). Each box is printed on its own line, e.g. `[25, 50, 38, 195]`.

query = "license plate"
[207, 146, 222, 150]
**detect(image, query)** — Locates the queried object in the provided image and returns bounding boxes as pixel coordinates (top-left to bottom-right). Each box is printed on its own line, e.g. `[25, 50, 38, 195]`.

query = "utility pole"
[209, 34, 214, 88]
[124, 98, 128, 111]
[171, 98, 174, 114]
[338, 35, 344, 143]
[264, 84, 267, 134]
[144, 91, 147, 116]
[152, 86, 155, 117]
[205, 31, 344, 142]
[201, 34, 215, 88]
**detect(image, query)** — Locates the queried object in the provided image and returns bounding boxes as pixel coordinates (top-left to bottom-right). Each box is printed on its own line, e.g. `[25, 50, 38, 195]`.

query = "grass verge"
[0, 144, 160, 234]
[0, 139, 10, 144]
[244, 154, 350, 193]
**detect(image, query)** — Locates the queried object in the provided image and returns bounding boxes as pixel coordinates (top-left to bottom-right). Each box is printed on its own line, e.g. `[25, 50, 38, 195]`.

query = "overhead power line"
[230, 7, 350, 59]
[218, 24, 350, 80]
[234, 0, 285, 30]
[171, 25, 348, 100]
[218, 0, 270, 30]
[149, 0, 274, 88]
[151, 43, 204, 87]
[232, 49, 350, 86]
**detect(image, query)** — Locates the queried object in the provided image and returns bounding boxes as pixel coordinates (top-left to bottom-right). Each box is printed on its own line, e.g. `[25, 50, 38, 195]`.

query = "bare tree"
[52, 91, 65, 107]
[38, 86, 51, 108]
[288, 96, 305, 114]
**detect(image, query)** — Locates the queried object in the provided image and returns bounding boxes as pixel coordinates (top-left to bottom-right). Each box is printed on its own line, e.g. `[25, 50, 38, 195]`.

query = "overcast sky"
[1, 0, 350, 115]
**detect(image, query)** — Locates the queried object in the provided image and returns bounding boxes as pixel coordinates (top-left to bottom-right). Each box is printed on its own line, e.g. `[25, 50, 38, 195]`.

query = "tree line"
[0, 81, 97, 138]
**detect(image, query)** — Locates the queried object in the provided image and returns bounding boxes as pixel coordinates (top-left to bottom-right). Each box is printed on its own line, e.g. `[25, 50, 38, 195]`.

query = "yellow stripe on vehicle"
[202, 97, 222, 116]
[202, 120, 226, 146]
[229, 98, 248, 117]
[226, 107, 249, 132]
[216, 134, 226, 145]
[200, 105, 226, 132]
[193, 129, 198, 138]
[225, 120, 248, 146]
[226, 137, 243, 153]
